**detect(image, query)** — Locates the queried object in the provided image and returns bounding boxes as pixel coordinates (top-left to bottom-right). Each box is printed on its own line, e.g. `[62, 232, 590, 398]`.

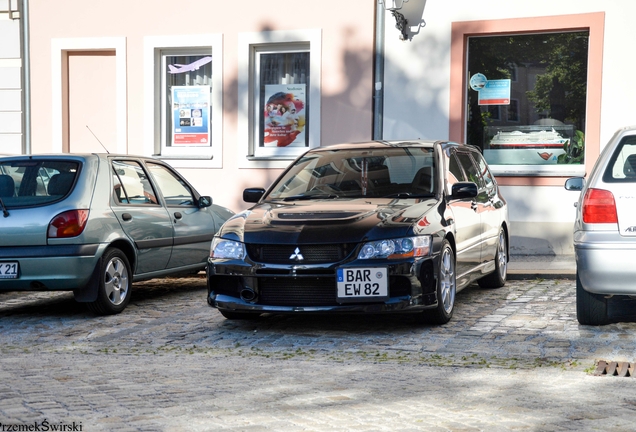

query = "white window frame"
[238, 29, 321, 169]
[143, 34, 223, 169]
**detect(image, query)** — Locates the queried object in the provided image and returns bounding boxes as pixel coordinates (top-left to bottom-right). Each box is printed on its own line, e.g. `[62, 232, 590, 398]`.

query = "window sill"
[246, 155, 296, 162]
[239, 155, 297, 169]
[491, 164, 585, 177]
[153, 155, 221, 169]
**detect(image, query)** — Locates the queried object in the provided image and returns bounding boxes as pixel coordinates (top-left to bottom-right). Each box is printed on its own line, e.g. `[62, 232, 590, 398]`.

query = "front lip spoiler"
[208, 293, 437, 314]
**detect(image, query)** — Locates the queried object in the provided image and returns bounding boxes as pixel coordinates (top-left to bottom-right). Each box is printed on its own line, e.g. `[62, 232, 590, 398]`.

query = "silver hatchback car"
[0, 154, 234, 315]
[565, 126, 636, 325]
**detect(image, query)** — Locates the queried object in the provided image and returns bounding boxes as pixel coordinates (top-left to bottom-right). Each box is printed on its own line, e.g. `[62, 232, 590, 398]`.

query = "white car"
[565, 125, 636, 325]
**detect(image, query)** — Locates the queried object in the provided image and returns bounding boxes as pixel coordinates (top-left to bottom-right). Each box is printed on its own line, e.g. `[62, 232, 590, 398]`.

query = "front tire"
[478, 227, 507, 288]
[576, 270, 609, 325]
[423, 240, 456, 325]
[87, 248, 132, 315]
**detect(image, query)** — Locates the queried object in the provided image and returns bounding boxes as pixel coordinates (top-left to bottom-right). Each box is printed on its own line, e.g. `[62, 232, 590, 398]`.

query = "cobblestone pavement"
[2, 276, 636, 431]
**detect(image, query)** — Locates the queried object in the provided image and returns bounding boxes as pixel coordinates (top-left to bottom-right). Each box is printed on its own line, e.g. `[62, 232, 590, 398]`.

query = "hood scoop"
[272, 211, 369, 224]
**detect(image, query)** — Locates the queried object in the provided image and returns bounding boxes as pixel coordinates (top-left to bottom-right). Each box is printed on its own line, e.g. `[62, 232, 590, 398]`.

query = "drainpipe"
[373, 2, 385, 140]
[18, 0, 31, 154]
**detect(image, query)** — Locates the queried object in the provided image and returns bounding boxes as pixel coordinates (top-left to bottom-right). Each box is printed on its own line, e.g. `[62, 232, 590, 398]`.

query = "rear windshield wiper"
[0, 196, 9, 217]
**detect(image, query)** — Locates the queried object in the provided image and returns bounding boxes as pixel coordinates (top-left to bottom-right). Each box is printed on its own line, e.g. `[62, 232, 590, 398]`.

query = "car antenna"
[86, 125, 110, 154]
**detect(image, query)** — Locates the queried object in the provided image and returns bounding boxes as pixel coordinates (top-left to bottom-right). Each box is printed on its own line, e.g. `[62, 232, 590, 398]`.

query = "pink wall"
[28, 0, 376, 212]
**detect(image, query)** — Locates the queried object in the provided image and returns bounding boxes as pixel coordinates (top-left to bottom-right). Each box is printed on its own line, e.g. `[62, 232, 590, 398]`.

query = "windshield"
[0, 160, 80, 208]
[266, 147, 436, 201]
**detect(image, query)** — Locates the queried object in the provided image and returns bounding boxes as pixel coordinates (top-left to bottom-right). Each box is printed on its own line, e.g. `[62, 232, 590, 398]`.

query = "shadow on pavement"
[0, 276, 208, 317]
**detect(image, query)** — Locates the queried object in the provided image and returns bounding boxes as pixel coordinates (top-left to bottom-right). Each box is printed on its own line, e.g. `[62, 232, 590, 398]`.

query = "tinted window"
[0, 160, 79, 207]
[472, 151, 495, 189]
[455, 152, 484, 188]
[447, 153, 466, 195]
[603, 135, 636, 183]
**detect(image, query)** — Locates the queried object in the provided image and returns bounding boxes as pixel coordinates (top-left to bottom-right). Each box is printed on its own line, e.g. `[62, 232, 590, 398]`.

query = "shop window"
[253, 48, 310, 158]
[238, 30, 321, 169]
[161, 50, 212, 155]
[466, 31, 589, 172]
[143, 35, 223, 168]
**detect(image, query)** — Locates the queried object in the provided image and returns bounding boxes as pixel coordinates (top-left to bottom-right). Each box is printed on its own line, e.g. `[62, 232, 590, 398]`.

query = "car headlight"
[358, 236, 431, 259]
[210, 237, 246, 260]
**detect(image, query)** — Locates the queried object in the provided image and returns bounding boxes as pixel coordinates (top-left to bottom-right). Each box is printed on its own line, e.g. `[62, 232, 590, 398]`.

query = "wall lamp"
[379, 0, 409, 40]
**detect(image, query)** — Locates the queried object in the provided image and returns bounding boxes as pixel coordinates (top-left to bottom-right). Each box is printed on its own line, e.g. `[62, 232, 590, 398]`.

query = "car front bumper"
[574, 230, 636, 295]
[207, 255, 440, 315]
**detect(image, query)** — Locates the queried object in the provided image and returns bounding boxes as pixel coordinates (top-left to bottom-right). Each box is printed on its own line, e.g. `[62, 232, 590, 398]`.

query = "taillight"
[582, 188, 618, 224]
[48, 210, 89, 238]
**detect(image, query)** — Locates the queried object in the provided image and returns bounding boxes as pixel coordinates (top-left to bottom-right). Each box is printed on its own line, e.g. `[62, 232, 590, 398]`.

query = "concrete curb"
[508, 270, 576, 280]
[507, 255, 576, 280]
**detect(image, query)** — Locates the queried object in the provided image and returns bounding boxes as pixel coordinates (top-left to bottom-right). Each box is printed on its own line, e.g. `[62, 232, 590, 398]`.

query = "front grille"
[247, 244, 355, 264]
[259, 277, 337, 306]
[257, 275, 412, 307]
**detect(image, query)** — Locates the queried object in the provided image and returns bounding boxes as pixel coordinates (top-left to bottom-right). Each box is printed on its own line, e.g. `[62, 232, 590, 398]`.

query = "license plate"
[0, 261, 19, 279]
[336, 267, 388, 303]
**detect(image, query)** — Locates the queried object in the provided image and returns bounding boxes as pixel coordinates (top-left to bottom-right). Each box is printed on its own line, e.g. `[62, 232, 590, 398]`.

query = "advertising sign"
[171, 86, 210, 146]
[478, 79, 511, 106]
[262, 84, 307, 148]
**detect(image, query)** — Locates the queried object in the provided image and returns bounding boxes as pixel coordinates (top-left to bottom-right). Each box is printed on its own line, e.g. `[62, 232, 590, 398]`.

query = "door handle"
[121, 213, 132, 221]
[174, 212, 183, 220]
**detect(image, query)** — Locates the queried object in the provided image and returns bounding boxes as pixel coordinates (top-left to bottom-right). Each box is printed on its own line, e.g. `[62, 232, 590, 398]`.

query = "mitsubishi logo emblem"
[289, 247, 304, 261]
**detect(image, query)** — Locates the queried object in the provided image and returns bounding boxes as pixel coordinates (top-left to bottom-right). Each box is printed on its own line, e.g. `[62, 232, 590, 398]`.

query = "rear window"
[603, 135, 636, 183]
[0, 160, 80, 207]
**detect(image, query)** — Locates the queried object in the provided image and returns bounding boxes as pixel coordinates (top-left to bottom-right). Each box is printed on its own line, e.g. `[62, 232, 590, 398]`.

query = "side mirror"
[451, 182, 478, 199]
[243, 188, 265, 203]
[198, 195, 212, 208]
[564, 177, 585, 192]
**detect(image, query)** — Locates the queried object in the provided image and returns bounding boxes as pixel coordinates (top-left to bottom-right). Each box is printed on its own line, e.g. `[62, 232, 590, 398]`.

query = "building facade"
[0, 0, 23, 155]
[8, 0, 631, 256]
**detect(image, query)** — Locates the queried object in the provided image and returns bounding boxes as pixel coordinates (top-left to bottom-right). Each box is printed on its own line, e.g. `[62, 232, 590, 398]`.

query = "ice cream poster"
[263, 84, 307, 147]
[172, 86, 210, 146]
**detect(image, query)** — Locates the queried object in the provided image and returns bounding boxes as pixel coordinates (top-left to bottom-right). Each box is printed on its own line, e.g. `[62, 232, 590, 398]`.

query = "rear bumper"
[0, 244, 102, 291]
[574, 231, 636, 295]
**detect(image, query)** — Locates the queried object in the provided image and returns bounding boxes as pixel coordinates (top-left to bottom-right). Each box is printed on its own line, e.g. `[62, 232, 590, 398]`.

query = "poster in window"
[172, 86, 210, 146]
[263, 84, 307, 147]
[478, 79, 511, 106]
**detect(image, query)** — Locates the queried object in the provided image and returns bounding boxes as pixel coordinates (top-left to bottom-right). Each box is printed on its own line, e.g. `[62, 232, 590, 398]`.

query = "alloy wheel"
[104, 257, 129, 306]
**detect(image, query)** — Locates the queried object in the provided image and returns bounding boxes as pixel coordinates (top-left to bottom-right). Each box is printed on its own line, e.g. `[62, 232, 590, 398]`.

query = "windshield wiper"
[0, 196, 9, 217]
[282, 193, 339, 201]
[383, 192, 435, 198]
